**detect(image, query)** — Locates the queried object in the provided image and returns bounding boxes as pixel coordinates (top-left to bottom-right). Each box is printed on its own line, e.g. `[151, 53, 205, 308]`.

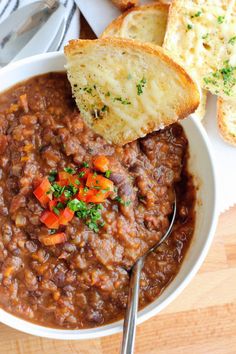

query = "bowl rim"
[0, 52, 219, 340]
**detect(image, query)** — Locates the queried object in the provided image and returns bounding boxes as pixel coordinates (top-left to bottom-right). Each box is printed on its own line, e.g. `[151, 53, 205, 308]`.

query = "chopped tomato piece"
[69, 175, 81, 187]
[77, 187, 96, 202]
[57, 179, 68, 187]
[59, 207, 74, 225]
[58, 171, 71, 183]
[48, 200, 57, 211]
[41, 232, 67, 246]
[86, 173, 114, 193]
[87, 191, 110, 203]
[58, 171, 80, 187]
[40, 211, 59, 229]
[33, 177, 52, 207]
[93, 155, 109, 173]
[78, 167, 90, 180]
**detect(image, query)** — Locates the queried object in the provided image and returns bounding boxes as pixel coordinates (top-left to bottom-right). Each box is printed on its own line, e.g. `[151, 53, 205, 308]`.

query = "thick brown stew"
[0, 73, 195, 329]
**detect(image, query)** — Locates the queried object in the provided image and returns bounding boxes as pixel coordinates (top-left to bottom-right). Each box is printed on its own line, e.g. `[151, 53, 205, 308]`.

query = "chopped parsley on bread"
[64, 38, 199, 145]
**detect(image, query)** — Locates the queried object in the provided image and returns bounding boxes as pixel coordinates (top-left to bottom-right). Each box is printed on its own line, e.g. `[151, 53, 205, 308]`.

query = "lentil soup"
[0, 73, 195, 329]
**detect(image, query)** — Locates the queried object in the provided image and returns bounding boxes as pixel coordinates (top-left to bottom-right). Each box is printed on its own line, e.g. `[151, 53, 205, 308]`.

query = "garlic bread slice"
[64, 38, 200, 145]
[218, 97, 236, 146]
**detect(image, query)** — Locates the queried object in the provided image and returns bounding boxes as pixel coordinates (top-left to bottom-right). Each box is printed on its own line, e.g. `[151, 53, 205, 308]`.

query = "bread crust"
[102, 3, 170, 38]
[111, 0, 138, 11]
[64, 38, 200, 145]
[218, 97, 236, 146]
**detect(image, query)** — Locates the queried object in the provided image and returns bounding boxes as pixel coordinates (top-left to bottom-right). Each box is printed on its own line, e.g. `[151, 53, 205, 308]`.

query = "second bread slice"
[64, 38, 200, 145]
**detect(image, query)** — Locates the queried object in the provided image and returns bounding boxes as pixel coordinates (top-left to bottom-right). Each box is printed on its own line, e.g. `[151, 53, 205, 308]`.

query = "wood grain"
[0, 205, 235, 354]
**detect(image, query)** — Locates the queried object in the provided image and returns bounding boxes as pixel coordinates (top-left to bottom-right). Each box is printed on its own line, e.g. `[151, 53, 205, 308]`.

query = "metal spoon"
[121, 193, 177, 354]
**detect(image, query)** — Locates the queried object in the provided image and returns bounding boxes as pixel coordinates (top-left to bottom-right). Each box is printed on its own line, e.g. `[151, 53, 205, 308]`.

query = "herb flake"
[136, 77, 147, 96]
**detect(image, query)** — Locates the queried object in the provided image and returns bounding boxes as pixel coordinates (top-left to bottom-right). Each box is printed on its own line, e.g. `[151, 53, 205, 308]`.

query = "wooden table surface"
[0, 205, 235, 354]
[1, 15, 236, 354]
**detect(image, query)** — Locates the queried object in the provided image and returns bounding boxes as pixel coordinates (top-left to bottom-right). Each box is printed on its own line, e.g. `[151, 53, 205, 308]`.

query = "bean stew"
[0, 73, 195, 329]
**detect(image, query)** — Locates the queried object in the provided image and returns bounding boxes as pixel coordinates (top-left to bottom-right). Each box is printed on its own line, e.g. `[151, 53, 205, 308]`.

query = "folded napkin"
[0, 0, 80, 50]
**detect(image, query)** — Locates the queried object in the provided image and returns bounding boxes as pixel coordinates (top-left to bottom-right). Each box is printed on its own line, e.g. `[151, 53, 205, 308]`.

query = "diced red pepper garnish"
[87, 191, 110, 203]
[59, 207, 74, 225]
[78, 167, 90, 180]
[58, 171, 71, 184]
[77, 187, 96, 202]
[93, 155, 109, 173]
[33, 177, 52, 207]
[40, 210, 59, 229]
[86, 173, 114, 193]
[58, 171, 81, 187]
[49, 200, 57, 211]
[41, 232, 67, 246]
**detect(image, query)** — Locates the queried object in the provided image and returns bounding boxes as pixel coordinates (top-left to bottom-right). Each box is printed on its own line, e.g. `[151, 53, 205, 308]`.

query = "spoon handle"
[121, 257, 144, 354]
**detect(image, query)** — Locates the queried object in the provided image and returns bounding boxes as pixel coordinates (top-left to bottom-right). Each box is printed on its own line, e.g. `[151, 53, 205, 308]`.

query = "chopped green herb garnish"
[49, 229, 56, 234]
[84, 187, 89, 192]
[101, 105, 109, 112]
[67, 200, 103, 232]
[78, 171, 85, 178]
[67, 198, 83, 212]
[56, 202, 64, 209]
[83, 87, 93, 94]
[187, 24, 193, 30]
[114, 97, 131, 105]
[217, 16, 225, 24]
[105, 91, 111, 97]
[48, 170, 57, 183]
[75, 179, 80, 185]
[64, 184, 78, 199]
[105, 170, 112, 178]
[136, 77, 147, 96]
[82, 162, 89, 168]
[203, 61, 236, 96]
[229, 36, 236, 45]
[191, 11, 201, 18]
[50, 183, 65, 198]
[64, 167, 76, 174]
[53, 207, 60, 216]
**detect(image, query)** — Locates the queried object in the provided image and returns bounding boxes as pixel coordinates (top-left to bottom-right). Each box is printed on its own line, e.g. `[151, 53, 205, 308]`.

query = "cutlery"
[11, 3, 65, 63]
[121, 193, 177, 354]
[0, 0, 64, 66]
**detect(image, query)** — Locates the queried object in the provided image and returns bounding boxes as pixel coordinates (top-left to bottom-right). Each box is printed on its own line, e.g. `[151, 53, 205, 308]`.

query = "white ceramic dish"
[0, 52, 218, 340]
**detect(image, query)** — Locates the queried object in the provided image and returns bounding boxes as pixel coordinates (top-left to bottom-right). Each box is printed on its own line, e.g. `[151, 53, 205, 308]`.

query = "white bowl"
[0, 52, 218, 339]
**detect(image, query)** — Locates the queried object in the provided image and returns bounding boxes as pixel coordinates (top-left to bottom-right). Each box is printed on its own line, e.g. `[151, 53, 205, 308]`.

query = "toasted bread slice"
[192, 89, 207, 121]
[102, 2, 205, 120]
[111, 0, 138, 11]
[218, 97, 236, 146]
[164, 0, 236, 100]
[102, 3, 169, 46]
[64, 38, 199, 145]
